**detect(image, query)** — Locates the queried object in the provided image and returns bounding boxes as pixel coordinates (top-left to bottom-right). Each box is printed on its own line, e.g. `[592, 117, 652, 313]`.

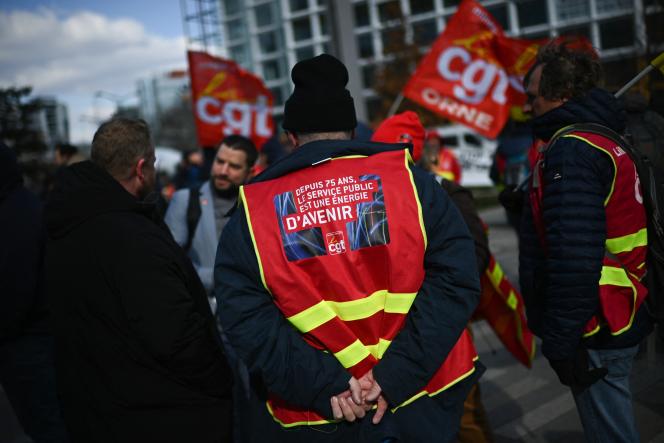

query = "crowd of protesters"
[1, 40, 662, 443]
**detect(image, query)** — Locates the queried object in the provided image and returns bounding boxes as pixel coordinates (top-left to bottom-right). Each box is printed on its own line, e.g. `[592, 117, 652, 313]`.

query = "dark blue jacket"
[0, 145, 49, 341]
[214, 140, 481, 441]
[519, 88, 653, 361]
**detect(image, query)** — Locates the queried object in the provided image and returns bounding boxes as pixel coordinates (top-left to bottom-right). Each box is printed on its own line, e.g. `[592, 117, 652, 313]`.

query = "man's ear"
[135, 158, 147, 182]
[286, 131, 299, 148]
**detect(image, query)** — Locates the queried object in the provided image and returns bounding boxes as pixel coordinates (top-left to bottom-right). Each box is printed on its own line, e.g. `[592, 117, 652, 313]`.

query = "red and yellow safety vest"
[436, 148, 462, 184]
[530, 129, 648, 337]
[240, 149, 478, 427]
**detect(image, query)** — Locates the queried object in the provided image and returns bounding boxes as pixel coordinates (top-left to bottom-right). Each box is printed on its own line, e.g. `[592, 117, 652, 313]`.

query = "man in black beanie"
[215, 54, 483, 442]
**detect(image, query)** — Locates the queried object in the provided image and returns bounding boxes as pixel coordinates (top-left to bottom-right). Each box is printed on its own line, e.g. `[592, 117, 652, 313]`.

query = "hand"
[357, 370, 389, 425]
[498, 185, 524, 213]
[330, 377, 371, 422]
[549, 347, 608, 391]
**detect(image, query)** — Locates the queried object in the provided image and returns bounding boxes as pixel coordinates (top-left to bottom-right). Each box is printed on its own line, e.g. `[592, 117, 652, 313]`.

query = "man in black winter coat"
[519, 43, 652, 442]
[215, 55, 481, 443]
[0, 144, 69, 442]
[45, 118, 233, 443]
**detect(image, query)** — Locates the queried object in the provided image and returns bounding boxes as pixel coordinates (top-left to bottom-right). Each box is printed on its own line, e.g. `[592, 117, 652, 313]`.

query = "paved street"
[2, 205, 662, 443]
[477, 206, 664, 443]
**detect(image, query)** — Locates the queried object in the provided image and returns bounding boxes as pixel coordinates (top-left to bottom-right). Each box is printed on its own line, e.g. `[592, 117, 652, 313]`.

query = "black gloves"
[498, 185, 524, 214]
[548, 347, 608, 391]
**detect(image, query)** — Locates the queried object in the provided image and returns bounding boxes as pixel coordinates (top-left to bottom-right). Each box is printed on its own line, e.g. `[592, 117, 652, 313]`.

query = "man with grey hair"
[45, 118, 234, 443]
[216, 54, 481, 442]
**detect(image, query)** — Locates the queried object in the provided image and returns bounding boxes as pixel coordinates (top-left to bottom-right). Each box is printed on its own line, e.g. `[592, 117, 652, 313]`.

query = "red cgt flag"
[403, 0, 540, 138]
[187, 51, 274, 149]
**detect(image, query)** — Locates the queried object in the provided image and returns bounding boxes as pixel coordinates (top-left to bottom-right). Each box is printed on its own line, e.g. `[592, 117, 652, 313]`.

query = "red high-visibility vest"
[436, 148, 462, 184]
[240, 149, 478, 427]
[530, 130, 648, 337]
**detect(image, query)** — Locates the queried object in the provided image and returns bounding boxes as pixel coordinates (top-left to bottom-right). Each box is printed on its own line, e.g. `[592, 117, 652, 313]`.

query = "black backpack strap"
[562, 122, 631, 149]
[184, 184, 202, 253]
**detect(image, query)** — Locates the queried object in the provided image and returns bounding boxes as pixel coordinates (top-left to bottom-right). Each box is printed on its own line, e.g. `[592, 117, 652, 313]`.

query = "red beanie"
[371, 111, 425, 162]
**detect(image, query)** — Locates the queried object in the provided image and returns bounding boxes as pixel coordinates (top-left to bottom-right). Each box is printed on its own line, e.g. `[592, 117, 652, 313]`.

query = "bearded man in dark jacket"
[519, 43, 652, 442]
[45, 118, 233, 443]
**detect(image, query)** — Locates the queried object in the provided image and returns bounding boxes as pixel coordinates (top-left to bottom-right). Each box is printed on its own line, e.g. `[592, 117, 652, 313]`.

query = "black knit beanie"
[282, 54, 357, 132]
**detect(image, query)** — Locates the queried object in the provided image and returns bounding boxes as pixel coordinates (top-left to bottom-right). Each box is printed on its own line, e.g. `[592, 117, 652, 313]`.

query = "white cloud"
[0, 8, 187, 143]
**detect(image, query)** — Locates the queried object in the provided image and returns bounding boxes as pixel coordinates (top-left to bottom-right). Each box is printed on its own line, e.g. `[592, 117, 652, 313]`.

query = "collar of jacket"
[250, 139, 410, 184]
[530, 88, 626, 142]
[46, 160, 157, 239]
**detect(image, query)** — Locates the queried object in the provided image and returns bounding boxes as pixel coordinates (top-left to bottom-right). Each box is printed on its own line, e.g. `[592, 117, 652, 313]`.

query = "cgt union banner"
[187, 51, 274, 149]
[403, 0, 540, 138]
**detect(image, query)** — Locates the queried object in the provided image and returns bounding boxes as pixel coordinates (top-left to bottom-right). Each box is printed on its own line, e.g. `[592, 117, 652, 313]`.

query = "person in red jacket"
[425, 132, 462, 184]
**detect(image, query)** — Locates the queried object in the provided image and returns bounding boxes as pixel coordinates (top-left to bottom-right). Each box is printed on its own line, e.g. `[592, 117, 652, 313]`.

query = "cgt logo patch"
[326, 231, 347, 255]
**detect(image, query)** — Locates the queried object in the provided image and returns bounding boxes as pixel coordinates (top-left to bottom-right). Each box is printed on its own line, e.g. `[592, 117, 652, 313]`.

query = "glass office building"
[202, 0, 664, 125]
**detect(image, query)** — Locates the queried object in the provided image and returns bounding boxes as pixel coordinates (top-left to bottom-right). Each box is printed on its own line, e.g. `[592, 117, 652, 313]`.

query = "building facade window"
[355, 2, 370, 27]
[295, 46, 315, 61]
[595, 0, 633, 14]
[292, 17, 313, 41]
[410, 0, 435, 15]
[254, 3, 275, 28]
[599, 16, 634, 49]
[289, 0, 309, 12]
[263, 59, 284, 81]
[223, 0, 242, 15]
[486, 4, 509, 30]
[555, 0, 590, 21]
[378, 1, 402, 22]
[413, 19, 439, 46]
[258, 30, 280, 54]
[230, 44, 249, 66]
[358, 33, 375, 58]
[362, 64, 376, 89]
[227, 18, 246, 41]
[517, 0, 547, 28]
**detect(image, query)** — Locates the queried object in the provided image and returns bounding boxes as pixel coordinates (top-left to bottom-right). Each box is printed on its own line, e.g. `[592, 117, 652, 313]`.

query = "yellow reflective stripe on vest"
[391, 356, 479, 413]
[583, 324, 601, 338]
[599, 266, 635, 287]
[239, 186, 271, 294]
[506, 291, 518, 311]
[606, 228, 647, 254]
[562, 134, 617, 206]
[266, 401, 335, 428]
[287, 290, 418, 333]
[489, 262, 504, 288]
[404, 149, 428, 249]
[366, 338, 392, 359]
[334, 339, 371, 368]
[287, 301, 336, 333]
[599, 265, 638, 336]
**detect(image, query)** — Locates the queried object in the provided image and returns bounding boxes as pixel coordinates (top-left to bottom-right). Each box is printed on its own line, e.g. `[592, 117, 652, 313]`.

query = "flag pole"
[615, 51, 664, 98]
[387, 93, 405, 117]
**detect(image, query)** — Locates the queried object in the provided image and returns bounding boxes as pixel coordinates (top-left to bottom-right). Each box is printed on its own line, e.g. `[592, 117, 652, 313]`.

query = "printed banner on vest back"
[274, 173, 389, 261]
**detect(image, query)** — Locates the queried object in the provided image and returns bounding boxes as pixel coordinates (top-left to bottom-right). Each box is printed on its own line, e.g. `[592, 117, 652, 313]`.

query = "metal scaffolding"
[180, 0, 224, 54]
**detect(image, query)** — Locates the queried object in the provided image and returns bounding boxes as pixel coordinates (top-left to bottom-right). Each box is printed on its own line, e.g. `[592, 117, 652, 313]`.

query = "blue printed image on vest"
[346, 174, 389, 251]
[274, 191, 325, 261]
[274, 174, 390, 261]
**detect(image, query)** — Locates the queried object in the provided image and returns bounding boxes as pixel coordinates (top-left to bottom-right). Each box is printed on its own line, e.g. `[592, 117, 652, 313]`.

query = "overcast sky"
[0, 1, 188, 144]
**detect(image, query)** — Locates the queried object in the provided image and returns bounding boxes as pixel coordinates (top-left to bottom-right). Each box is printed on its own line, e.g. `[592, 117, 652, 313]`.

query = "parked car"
[428, 124, 497, 187]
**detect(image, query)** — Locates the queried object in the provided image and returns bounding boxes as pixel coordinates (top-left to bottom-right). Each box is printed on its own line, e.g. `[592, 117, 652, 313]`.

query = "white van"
[429, 124, 497, 187]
